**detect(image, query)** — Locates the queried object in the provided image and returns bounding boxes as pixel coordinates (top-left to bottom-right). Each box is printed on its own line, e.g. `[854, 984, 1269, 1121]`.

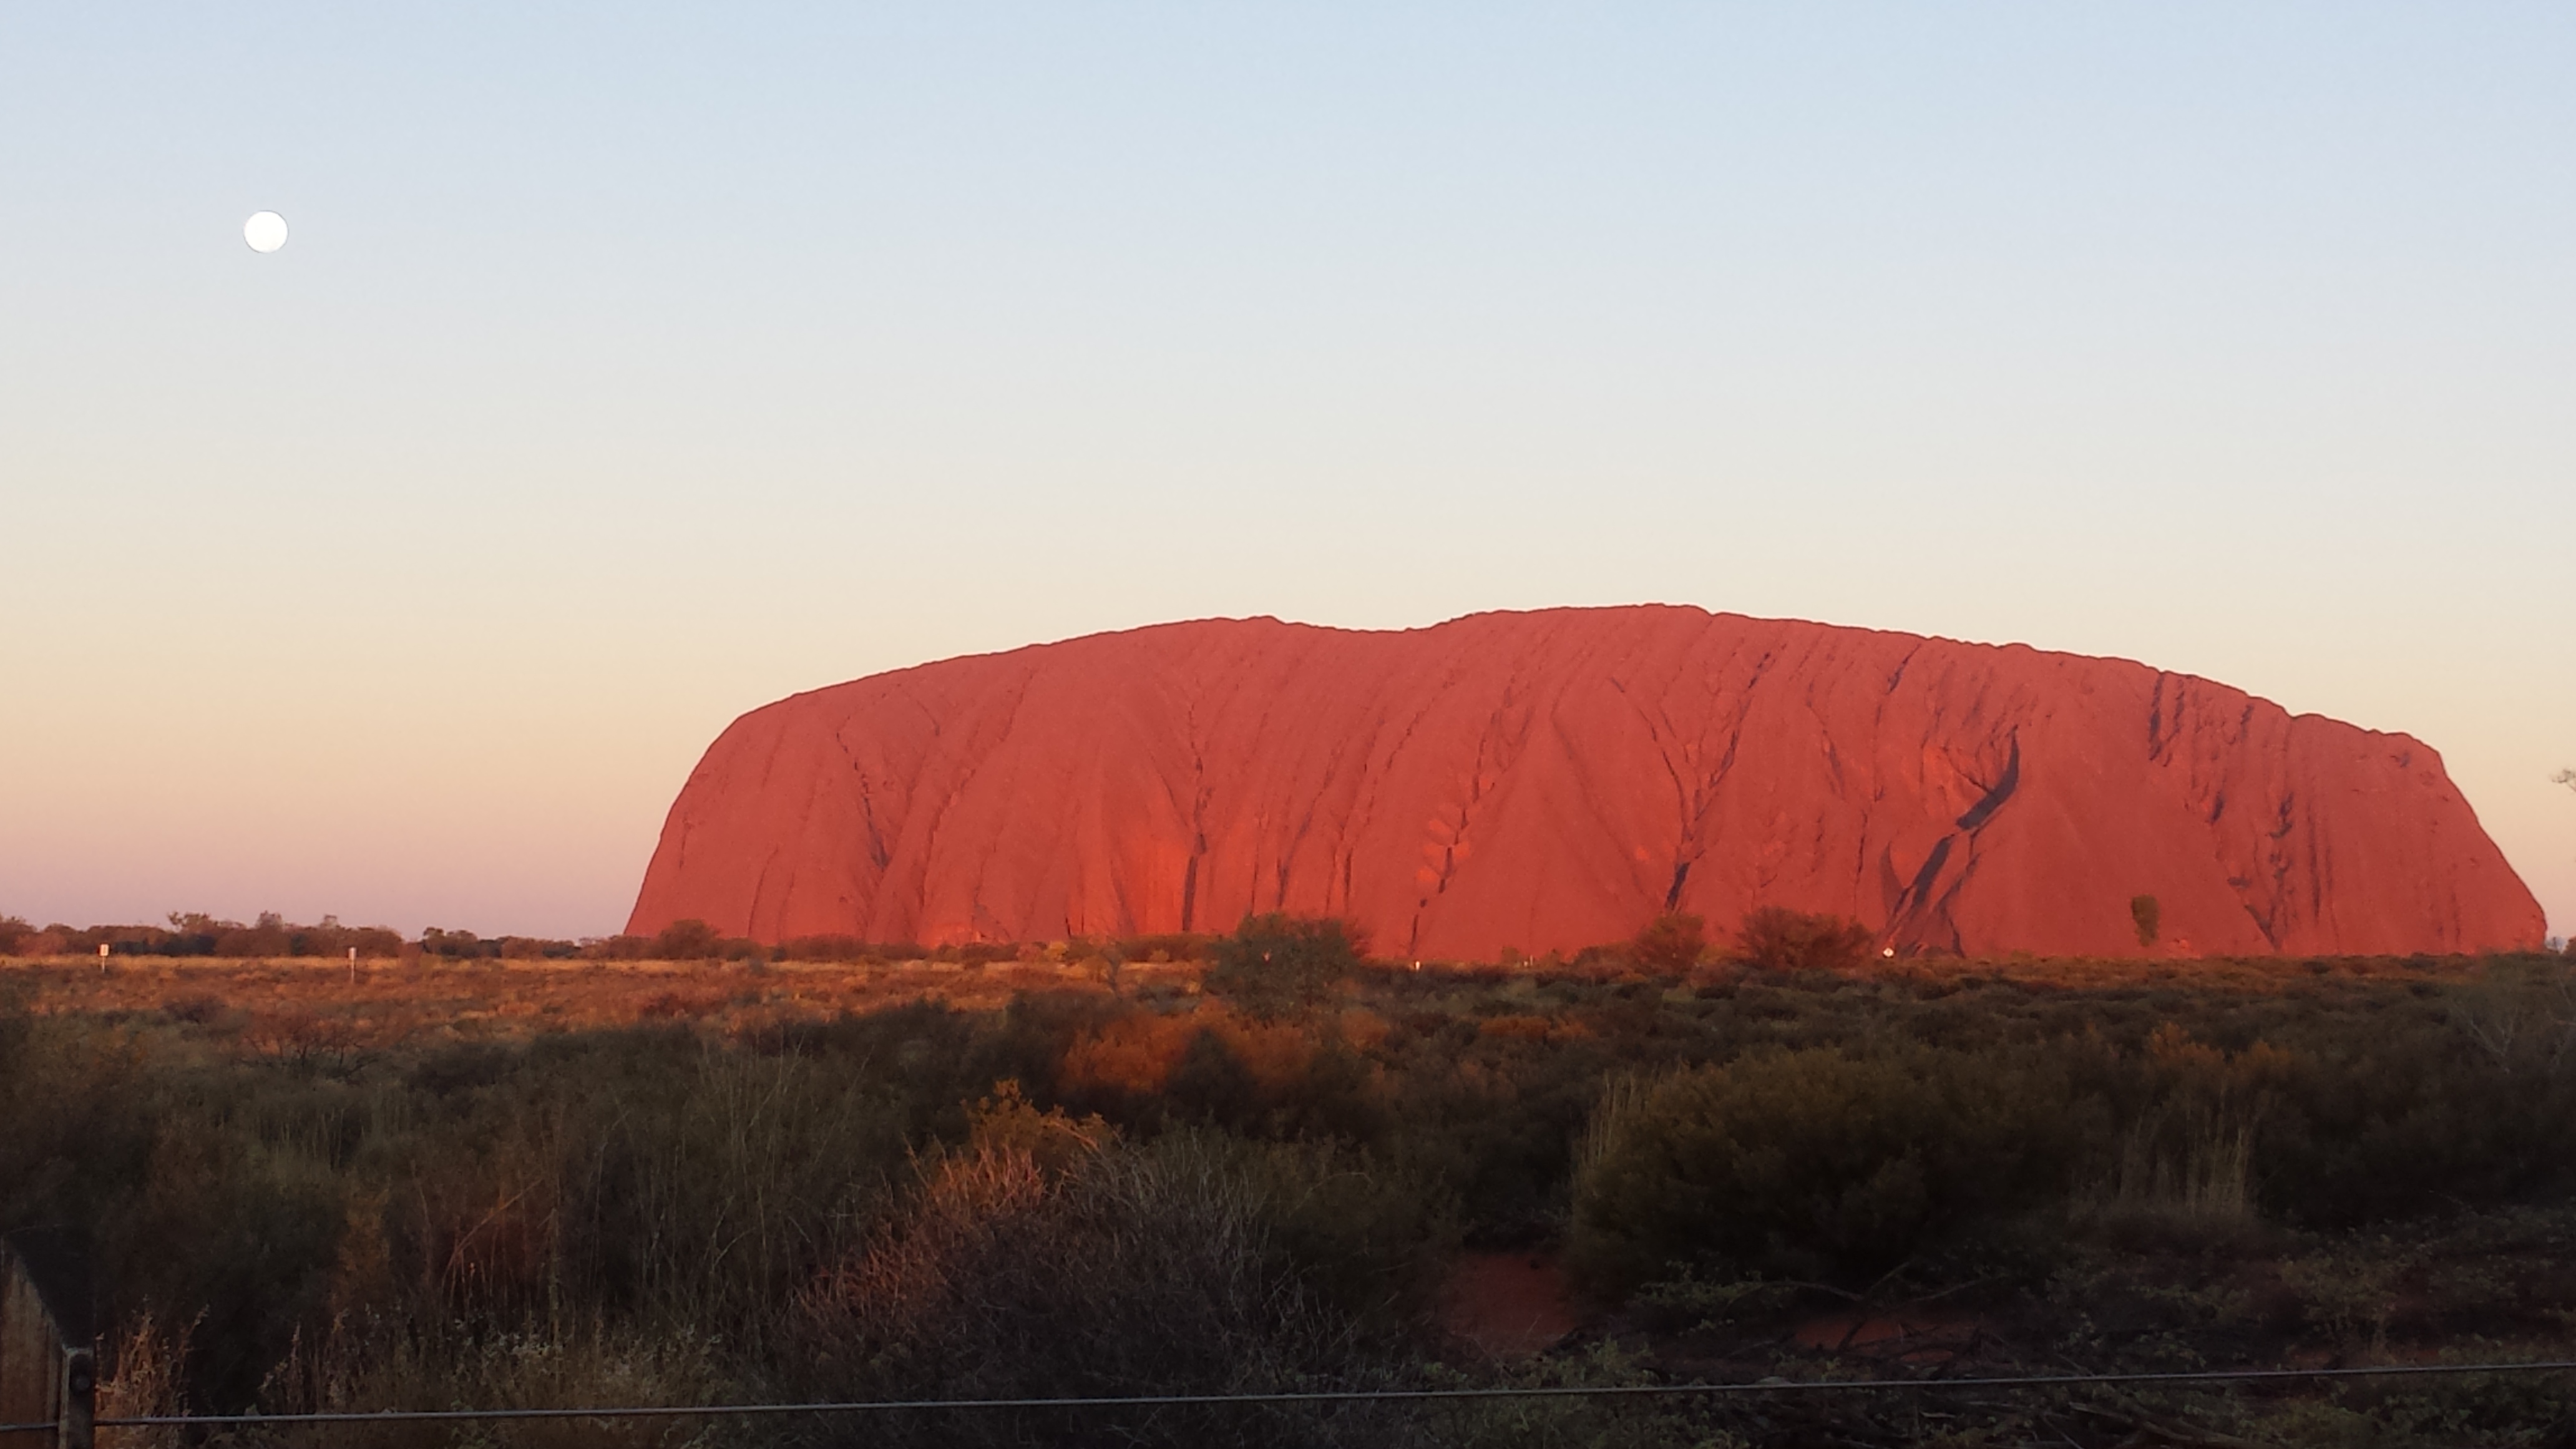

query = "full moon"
[243, 211, 288, 253]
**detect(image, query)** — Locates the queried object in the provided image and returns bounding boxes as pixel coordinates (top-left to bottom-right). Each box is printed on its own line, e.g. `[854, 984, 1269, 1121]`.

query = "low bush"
[1568, 1044, 2102, 1292]
[1727, 907, 1872, 972]
[1629, 913, 1707, 972]
[798, 1129, 1426, 1448]
[1204, 914, 1367, 1017]
[641, 919, 763, 960]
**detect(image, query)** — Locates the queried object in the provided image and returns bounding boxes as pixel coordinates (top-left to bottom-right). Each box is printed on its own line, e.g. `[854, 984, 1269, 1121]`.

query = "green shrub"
[1568, 1045, 2098, 1292]
[1204, 914, 1367, 1017]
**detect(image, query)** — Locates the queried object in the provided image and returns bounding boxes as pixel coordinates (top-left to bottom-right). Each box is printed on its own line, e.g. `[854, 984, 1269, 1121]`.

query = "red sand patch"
[1792, 1310, 1983, 1364]
[1438, 1251, 1579, 1360]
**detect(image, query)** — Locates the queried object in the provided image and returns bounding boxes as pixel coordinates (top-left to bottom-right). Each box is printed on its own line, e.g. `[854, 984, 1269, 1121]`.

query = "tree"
[1203, 914, 1365, 1017]
[650, 919, 723, 960]
[1630, 912, 1707, 971]
[1728, 907, 1873, 972]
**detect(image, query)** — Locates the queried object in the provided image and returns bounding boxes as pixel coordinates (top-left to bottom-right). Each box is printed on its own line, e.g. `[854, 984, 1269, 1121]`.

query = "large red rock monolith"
[630, 608, 2543, 959]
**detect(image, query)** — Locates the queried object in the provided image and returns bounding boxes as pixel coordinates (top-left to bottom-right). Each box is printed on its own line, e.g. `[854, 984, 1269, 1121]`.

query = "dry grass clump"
[94, 1313, 192, 1449]
[796, 1100, 1420, 1449]
[2085, 1023, 2279, 1242]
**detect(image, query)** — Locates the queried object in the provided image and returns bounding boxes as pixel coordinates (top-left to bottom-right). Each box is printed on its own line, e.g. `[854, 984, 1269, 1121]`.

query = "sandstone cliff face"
[630, 608, 2544, 959]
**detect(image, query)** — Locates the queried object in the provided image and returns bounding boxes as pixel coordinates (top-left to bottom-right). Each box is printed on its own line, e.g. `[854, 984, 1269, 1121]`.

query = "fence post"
[0, 1236, 94, 1449]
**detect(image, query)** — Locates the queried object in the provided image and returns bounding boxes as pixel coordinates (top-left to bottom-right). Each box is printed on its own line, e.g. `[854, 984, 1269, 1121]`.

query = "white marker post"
[348, 945, 358, 986]
[99, 942, 109, 975]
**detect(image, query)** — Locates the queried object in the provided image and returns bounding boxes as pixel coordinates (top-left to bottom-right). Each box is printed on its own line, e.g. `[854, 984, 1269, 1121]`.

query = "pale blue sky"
[4, 4, 2571, 938]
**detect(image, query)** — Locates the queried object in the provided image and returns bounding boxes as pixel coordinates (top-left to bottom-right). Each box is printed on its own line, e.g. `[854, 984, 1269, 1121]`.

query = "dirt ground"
[0, 948, 2492, 1054]
[0, 954, 1208, 1049]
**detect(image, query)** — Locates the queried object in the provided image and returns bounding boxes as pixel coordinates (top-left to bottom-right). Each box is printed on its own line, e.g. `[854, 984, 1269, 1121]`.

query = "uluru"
[630, 607, 2544, 959]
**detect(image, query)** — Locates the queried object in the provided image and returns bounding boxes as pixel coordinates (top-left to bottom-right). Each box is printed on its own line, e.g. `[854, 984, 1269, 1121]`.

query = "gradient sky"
[4, 4, 2572, 940]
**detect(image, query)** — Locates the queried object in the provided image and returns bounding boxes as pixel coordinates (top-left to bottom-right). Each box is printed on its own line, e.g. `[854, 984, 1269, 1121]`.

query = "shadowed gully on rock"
[630, 607, 2542, 960]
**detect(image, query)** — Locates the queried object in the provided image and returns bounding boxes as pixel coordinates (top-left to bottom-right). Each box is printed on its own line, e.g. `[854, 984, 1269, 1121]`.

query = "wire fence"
[4, 1357, 2569, 1435]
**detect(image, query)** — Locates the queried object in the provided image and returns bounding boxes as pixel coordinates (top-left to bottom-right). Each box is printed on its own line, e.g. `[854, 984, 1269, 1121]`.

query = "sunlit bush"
[1726, 907, 1872, 972]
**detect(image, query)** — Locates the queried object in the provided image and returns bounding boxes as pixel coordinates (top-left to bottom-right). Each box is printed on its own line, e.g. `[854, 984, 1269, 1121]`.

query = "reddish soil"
[1790, 1310, 1986, 1365]
[1436, 1251, 1581, 1360]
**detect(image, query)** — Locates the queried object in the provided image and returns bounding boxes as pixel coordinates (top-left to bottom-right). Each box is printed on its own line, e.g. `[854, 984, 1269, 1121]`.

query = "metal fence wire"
[0, 1357, 2569, 1435]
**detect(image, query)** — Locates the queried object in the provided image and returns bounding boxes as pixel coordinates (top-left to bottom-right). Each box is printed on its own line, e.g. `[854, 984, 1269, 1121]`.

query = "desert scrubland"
[5, 925, 2576, 1447]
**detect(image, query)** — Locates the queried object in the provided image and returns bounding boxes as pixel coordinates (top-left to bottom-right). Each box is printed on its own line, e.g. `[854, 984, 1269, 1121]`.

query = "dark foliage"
[1569, 1044, 2101, 1290]
[6, 952, 2575, 1447]
[1728, 905, 1874, 971]
[1629, 912, 1707, 971]
[1203, 914, 1367, 1017]
[25, 912, 407, 960]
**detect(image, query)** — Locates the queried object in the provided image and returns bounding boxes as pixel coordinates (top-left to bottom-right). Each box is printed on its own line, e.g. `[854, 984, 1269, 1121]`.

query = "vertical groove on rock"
[1954, 737, 2022, 831]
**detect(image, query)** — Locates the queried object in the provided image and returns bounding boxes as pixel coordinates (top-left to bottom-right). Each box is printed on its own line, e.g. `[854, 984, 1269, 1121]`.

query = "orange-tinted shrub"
[1729, 906, 1873, 972]
[1061, 1012, 1203, 1096]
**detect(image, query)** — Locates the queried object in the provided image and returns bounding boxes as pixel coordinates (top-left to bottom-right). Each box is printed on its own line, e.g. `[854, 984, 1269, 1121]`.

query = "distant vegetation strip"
[7, 905, 2571, 969]
[0, 909, 1216, 965]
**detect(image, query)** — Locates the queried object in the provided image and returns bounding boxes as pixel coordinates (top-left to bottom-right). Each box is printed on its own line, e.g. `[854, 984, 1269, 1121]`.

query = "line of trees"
[8, 902, 2569, 966]
[0, 910, 1228, 966]
[0, 912, 406, 959]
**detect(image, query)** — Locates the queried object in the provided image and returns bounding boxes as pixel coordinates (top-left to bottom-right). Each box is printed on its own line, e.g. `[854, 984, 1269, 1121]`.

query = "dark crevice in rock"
[1901, 836, 1954, 917]
[1954, 736, 2021, 832]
